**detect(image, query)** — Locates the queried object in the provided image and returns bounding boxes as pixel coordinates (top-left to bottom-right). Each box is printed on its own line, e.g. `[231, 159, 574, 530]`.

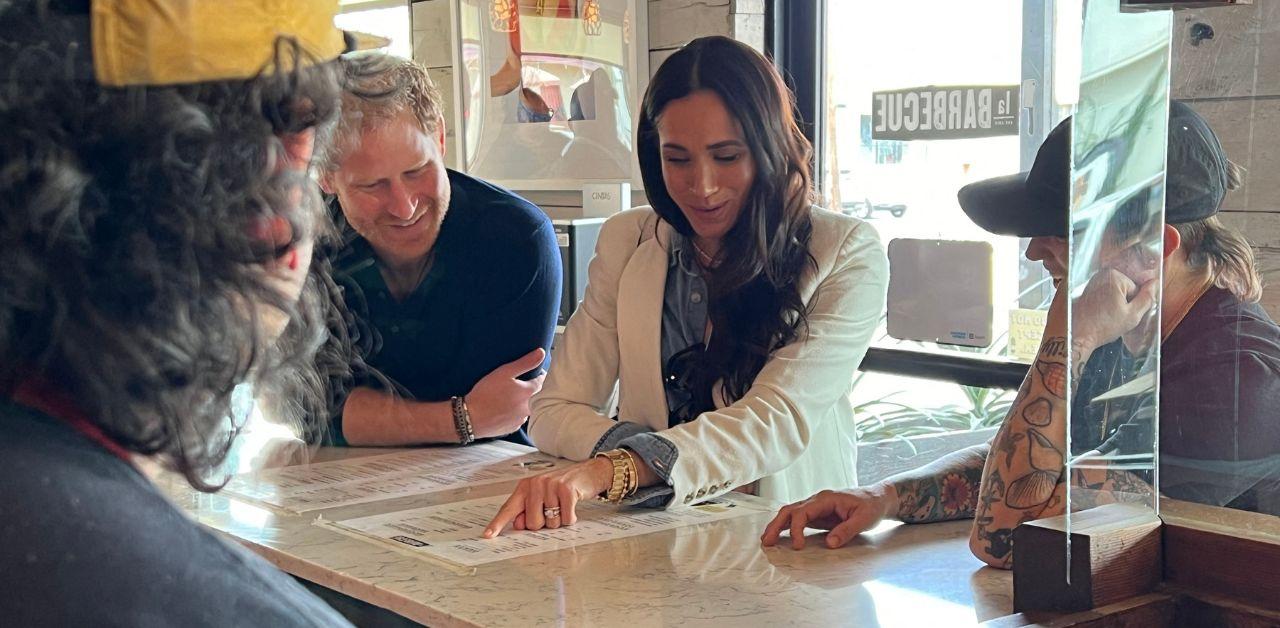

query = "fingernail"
[828, 535, 841, 546]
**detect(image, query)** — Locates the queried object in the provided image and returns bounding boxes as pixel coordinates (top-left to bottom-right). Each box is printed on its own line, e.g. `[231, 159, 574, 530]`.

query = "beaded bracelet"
[451, 396, 475, 445]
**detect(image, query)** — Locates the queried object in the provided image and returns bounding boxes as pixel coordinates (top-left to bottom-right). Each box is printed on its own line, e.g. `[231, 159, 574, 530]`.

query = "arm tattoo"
[1022, 399, 1052, 426]
[891, 444, 989, 523]
[1036, 335, 1068, 399]
[970, 334, 1071, 567]
[973, 469, 1014, 567]
[1035, 360, 1066, 399]
[1005, 428, 1064, 509]
[995, 425, 1025, 468]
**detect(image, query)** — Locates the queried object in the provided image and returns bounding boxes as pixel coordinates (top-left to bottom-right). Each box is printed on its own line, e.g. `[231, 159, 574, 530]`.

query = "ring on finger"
[543, 506, 561, 519]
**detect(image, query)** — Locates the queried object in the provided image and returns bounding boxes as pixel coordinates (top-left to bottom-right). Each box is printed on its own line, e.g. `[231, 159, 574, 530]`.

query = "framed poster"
[451, 0, 648, 190]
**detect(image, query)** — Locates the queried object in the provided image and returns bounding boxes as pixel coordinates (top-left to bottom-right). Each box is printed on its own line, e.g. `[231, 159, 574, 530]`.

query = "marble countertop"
[160, 446, 1013, 627]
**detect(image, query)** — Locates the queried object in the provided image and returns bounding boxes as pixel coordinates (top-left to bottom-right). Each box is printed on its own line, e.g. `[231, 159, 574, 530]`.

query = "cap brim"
[957, 172, 1065, 238]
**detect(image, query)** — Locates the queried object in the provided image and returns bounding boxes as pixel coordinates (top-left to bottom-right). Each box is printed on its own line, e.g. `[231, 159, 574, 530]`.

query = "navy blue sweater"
[329, 170, 561, 445]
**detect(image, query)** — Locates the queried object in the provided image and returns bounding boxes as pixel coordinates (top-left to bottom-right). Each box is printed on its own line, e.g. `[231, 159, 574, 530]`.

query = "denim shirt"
[592, 235, 709, 507]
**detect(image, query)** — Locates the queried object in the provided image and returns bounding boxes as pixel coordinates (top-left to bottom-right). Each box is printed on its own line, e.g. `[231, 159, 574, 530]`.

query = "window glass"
[824, 1, 1072, 474]
[456, 0, 643, 188]
[824, 1, 1082, 371]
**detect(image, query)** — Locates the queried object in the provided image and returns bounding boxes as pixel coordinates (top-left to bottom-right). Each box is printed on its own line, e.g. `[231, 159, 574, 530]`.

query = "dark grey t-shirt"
[0, 399, 352, 628]
[1071, 287, 1280, 514]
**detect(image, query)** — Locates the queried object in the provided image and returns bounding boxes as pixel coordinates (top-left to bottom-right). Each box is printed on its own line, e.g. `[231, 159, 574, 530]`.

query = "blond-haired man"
[321, 55, 561, 447]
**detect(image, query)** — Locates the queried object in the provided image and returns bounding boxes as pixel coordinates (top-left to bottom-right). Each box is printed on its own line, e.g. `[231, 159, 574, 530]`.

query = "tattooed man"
[762, 101, 1280, 569]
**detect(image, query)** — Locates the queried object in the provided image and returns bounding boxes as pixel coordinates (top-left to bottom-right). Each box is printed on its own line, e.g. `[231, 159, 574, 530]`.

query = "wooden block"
[981, 593, 1176, 627]
[1013, 503, 1162, 614]
[1161, 498, 1280, 613]
[1172, 590, 1280, 626]
[1171, 2, 1280, 99]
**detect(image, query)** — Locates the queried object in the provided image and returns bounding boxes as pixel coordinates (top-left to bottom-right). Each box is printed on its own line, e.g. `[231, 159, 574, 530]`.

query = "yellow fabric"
[92, 0, 347, 87]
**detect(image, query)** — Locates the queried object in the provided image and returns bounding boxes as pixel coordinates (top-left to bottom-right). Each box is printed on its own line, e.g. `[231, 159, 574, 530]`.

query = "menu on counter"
[223, 443, 565, 513]
[321, 492, 772, 568]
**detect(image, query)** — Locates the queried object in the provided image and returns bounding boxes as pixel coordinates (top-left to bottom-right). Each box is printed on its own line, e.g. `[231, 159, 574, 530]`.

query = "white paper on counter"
[223, 443, 565, 513]
[321, 492, 772, 568]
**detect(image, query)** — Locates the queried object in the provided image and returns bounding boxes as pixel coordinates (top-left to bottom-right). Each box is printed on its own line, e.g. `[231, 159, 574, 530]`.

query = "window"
[802, 1, 1077, 472]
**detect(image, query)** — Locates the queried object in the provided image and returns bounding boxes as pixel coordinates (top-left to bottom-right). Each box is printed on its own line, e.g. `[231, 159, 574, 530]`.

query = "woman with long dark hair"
[485, 36, 887, 535]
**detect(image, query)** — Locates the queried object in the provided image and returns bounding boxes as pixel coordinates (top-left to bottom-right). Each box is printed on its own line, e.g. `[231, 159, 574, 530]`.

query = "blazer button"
[696, 488, 707, 498]
[683, 495, 693, 504]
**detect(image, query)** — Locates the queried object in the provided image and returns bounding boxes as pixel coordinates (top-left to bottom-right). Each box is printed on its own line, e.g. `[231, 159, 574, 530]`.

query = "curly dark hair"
[637, 35, 816, 406]
[0, 3, 360, 489]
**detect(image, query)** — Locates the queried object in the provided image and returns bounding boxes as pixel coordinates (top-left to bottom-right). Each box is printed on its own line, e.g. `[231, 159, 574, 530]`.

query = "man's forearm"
[339, 387, 458, 446]
[888, 443, 990, 523]
[970, 331, 1071, 568]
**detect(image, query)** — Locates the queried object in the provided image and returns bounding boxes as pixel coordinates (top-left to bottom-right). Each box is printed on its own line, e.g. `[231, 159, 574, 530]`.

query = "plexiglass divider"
[1066, 0, 1172, 577]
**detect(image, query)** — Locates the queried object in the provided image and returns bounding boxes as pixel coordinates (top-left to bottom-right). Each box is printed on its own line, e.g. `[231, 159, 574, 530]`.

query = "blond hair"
[325, 53, 443, 170]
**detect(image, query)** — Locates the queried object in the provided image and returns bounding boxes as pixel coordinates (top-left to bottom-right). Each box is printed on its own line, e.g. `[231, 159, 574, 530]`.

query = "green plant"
[854, 385, 1013, 443]
[852, 333, 1019, 444]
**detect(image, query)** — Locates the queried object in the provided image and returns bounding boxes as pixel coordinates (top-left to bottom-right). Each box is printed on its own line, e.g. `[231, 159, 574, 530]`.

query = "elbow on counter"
[968, 523, 1014, 570]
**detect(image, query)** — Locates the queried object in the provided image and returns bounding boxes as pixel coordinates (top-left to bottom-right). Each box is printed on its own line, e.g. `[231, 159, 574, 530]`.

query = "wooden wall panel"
[1253, 247, 1280, 319]
[1182, 99, 1280, 214]
[648, 0, 734, 50]
[1171, 3, 1280, 100]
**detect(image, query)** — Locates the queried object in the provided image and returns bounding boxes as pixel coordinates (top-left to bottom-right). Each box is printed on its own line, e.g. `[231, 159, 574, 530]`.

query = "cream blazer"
[529, 206, 888, 506]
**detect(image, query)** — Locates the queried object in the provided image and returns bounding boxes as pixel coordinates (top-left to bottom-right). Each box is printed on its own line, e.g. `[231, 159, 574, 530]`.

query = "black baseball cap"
[957, 100, 1231, 238]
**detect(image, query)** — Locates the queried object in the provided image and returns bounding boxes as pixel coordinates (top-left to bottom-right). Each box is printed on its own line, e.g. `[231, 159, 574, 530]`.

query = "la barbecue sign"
[872, 85, 1018, 141]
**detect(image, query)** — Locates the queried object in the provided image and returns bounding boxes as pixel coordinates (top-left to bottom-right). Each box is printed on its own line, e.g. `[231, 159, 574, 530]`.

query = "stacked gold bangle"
[596, 448, 639, 503]
[450, 396, 475, 445]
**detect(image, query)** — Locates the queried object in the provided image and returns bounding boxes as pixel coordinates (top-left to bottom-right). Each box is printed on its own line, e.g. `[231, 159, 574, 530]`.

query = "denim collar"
[669, 234, 703, 277]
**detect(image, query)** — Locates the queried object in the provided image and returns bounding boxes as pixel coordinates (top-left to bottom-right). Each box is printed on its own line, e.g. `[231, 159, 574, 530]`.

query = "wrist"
[450, 396, 475, 445]
[593, 449, 638, 502]
[589, 456, 614, 494]
[877, 480, 901, 519]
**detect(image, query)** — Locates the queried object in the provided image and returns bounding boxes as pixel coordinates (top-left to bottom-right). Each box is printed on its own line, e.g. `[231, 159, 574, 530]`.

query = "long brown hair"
[1175, 216, 1264, 303]
[637, 36, 816, 405]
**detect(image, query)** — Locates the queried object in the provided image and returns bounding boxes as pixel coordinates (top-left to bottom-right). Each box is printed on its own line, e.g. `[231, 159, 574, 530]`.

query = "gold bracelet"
[594, 449, 632, 503]
[619, 448, 640, 497]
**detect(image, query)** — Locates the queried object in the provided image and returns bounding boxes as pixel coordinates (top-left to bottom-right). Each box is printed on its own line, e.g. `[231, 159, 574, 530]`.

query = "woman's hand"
[760, 484, 898, 550]
[483, 457, 613, 538]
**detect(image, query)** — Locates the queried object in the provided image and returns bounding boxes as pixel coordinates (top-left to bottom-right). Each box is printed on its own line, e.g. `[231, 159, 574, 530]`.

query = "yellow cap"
[91, 0, 350, 87]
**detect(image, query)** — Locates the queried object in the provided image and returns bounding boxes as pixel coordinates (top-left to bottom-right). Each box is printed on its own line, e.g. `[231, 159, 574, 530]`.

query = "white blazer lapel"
[615, 227, 671, 429]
